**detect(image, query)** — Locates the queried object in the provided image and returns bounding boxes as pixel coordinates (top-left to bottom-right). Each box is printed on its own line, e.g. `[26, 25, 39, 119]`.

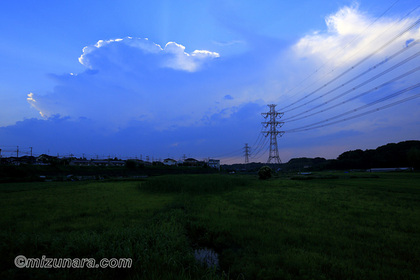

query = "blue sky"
[1, 0, 419, 163]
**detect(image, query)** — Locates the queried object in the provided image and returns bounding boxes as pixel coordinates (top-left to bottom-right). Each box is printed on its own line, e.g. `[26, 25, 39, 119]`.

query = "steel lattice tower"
[244, 143, 250, 164]
[262, 104, 284, 164]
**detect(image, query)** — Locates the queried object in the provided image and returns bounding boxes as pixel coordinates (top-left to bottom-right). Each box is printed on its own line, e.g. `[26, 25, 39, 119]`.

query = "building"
[368, 167, 412, 172]
[69, 159, 126, 167]
[163, 158, 177, 166]
[208, 159, 220, 170]
[183, 158, 199, 166]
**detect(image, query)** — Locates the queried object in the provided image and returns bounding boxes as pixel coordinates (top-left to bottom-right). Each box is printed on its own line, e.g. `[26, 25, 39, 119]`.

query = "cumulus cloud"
[162, 42, 220, 71]
[26, 38, 235, 130]
[18, 5, 420, 161]
[78, 37, 219, 72]
[293, 5, 420, 67]
[276, 5, 420, 112]
[262, 4, 420, 160]
[0, 102, 265, 159]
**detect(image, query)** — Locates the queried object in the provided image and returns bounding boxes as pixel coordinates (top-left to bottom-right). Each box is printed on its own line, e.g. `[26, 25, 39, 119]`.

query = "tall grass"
[138, 174, 249, 194]
[183, 173, 420, 279]
[1, 173, 419, 279]
[1, 209, 217, 279]
[0, 180, 222, 279]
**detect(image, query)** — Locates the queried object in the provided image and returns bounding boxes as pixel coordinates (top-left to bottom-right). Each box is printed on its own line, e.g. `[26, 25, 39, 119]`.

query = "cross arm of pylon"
[261, 131, 285, 136]
[261, 112, 284, 118]
[261, 121, 284, 127]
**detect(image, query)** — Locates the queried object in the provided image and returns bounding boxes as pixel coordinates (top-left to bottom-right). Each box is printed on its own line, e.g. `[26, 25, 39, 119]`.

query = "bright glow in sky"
[1, 0, 419, 163]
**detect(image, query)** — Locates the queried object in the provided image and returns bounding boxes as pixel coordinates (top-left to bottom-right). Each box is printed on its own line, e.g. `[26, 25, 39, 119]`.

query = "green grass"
[1, 181, 173, 233]
[1, 172, 419, 279]
[0, 181, 205, 279]
[186, 173, 420, 279]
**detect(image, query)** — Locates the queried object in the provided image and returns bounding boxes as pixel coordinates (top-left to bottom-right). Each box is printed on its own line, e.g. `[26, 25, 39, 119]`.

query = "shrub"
[125, 160, 137, 169]
[258, 166, 272, 180]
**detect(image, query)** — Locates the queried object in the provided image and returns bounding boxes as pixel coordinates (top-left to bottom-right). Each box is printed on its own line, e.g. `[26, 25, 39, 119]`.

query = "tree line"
[223, 140, 420, 172]
[284, 140, 420, 171]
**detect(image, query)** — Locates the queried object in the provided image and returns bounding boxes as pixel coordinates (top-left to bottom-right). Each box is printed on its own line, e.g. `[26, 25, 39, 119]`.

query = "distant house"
[69, 160, 91, 166]
[69, 159, 126, 167]
[163, 158, 177, 166]
[141, 160, 152, 166]
[108, 160, 126, 167]
[183, 158, 199, 166]
[3, 157, 19, 165]
[19, 156, 36, 164]
[2, 156, 36, 165]
[368, 167, 412, 172]
[208, 159, 220, 170]
[36, 154, 58, 165]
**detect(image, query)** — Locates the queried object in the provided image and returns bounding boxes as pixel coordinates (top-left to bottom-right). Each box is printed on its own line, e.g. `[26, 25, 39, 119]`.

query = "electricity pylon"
[262, 104, 284, 164]
[244, 143, 250, 164]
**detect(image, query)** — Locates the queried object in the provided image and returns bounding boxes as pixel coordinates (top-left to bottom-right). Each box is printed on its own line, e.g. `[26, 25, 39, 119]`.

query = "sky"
[1, 0, 419, 163]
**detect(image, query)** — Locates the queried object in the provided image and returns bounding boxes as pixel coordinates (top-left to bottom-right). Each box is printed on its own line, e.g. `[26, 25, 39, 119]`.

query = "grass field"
[1, 172, 419, 279]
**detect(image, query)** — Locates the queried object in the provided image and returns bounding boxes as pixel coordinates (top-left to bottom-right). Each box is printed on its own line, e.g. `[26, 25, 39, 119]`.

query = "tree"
[407, 147, 420, 169]
[125, 160, 137, 169]
[258, 166, 273, 180]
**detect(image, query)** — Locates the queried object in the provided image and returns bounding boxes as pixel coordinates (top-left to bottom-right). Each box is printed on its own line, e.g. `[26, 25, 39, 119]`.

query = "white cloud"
[78, 37, 219, 72]
[274, 4, 420, 109]
[161, 42, 220, 71]
[27, 92, 46, 117]
[268, 3, 420, 156]
[294, 5, 420, 67]
[27, 38, 233, 130]
[23, 5, 420, 161]
[325, 4, 367, 35]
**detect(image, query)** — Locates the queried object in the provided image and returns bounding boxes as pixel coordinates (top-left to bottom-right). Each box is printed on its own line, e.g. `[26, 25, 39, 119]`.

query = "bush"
[258, 166, 272, 180]
[125, 160, 137, 169]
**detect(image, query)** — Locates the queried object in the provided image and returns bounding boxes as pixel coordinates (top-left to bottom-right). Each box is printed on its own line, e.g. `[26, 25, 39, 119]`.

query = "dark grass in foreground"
[1, 173, 419, 279]
[184, 173, 420, 279]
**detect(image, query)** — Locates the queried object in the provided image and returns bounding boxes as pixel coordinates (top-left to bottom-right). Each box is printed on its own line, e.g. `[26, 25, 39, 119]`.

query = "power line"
[249, 127, 266, 154]
[287, 93, 420, 133]
[283, 43, 420, 121]
[280, 8, 420, 112]
[221, 156, 243, 165]
[285, 83, 420, 133]
[250, 136, 269, 160]
[250, 125, 264, 149]
[277, 0, 406, 110]
[208, 147, 244, 159]
[284, 65, 420, 123]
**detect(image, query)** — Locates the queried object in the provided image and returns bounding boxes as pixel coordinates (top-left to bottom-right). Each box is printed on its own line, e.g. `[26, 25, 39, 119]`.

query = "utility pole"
[244, 143, 250, 164]
[16, 146, 19, 158]
[262, 104, 284, 164]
